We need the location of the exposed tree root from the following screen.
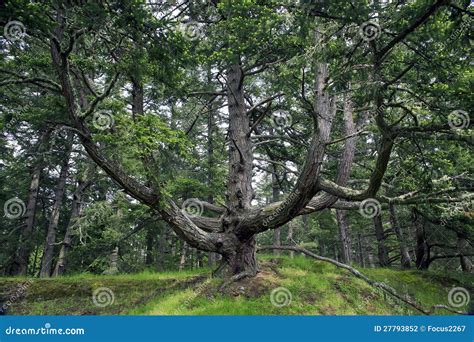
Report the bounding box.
[258,245,467,315]
[219,270,257,292]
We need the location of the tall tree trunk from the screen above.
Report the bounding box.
[104,246,119,275]
[40,135,73,278]
[367,252,375,268]
[271,167,281,256]
[219,62,258,276]
[335,209,352,264]
[333,243,339,261]
[145,227,154,266]
[413,209,429,270]
[357,233,366,267]
[226,63,253,212]
[196,250,203,268]
[373,214,389,267]
[156,226,168,272]
[457,234,473,273]
[179,242,188,271]
[287,220,295,258]
[11,165,42,275]
[11,130,51,276]
[389,204,411,269]
[52,168,91,276]
[206,93,218,267]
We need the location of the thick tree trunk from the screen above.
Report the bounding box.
[226,237,258,276]
[389,204,411,269]
[226,63,253,213]
[212,62,258,277]
[373,214,389,267]
[40,135,73,278]
[336,209,352,264]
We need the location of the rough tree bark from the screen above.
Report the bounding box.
[206,93,218,267]
[40,134,73,277]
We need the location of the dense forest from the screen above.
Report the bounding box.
[0,0,472,315]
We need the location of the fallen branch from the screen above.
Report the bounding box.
[258,245,467,315]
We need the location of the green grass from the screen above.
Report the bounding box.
[1,256,472,315]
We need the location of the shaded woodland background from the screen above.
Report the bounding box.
[0,0,472,285]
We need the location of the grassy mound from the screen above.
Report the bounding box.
[1,255,472,315]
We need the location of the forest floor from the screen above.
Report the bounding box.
[0,255,472,315]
